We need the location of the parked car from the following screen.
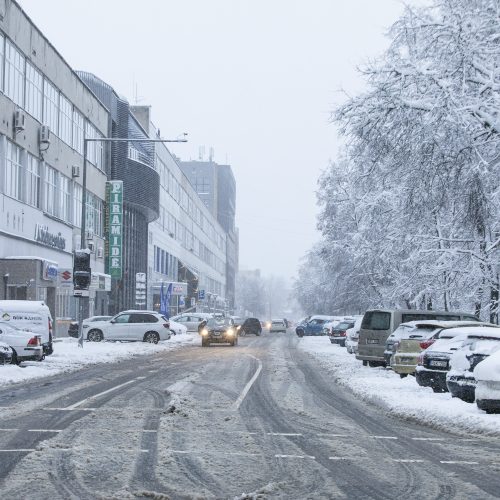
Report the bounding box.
[170,313,213,332]
[389,321,485,377]
[346,317,363,354]
[295,315,336,336]
[0,300,54,355]
[357,309,479,367]
[416,324,498,392]
[168,319,188,336]
[475,348,500,414]
[270,319,287,333]
[85,311,171,343]
[0,321,43,364]
[0,341,13,365]
[328,318,357,346]
[446,329,500,403]
[69,316,113,338]
[200,317,237,346]
[240,317,262,336]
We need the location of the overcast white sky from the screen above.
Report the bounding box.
[20,0,408,282]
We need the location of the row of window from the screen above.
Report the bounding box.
[153,246,179,280]
[0,32,105,169]
[155,154,225,252]
[1,136,103,236]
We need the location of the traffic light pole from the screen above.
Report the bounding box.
[75,135,187,348]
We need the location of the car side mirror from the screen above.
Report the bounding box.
[110,320,116,324]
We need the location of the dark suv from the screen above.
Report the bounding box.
[240,318,262,336]
[201,317,238,346]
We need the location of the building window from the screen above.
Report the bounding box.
[26,153,40,208]
[58,174,71,222]
[59,94,73,145]
[73,109,84,154]
[0,34,4,92]
[4,40,25,107]
[73,183,82,227]
[44,164,58,216]
[4,140,22,200]
[85,192,103,236]
[25,62,43,122]
[43,79,59,135]
[85,122,104,170]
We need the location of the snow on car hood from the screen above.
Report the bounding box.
[474,347,500,382]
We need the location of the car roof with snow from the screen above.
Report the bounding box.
[441,325,500,340]
[474,348,500,382]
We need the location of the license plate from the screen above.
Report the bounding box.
[400,357,413,363]
[367,339,379,344]
[429,360,447,368]
[213,332,220,336]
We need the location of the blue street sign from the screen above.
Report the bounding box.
[198,289,205,300]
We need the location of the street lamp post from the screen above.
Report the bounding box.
[77,135,187,348]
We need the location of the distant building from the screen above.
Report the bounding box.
[179,159,239,311]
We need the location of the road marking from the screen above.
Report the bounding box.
[233,354,263,410]
[267,432,302,436]
[0,449,36,452]
[64,379,138,410]
[392,459,425,463]
[275,454,315,459]
[136,376,147,380]
[140,449,150,453]
[317,433,349,438]
[0,428,18,431]
[143,429,157,433]
[329,456,350,460]
[440,460,479,465]
[43,408,97,411]
[27,429,62,433]
[411,437,445,441]
[370,435,398,440]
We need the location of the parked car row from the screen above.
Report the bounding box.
[317,307,500,414]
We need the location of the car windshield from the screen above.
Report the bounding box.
[207,318,232,328]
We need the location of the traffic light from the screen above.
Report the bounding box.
[73,250,91,290]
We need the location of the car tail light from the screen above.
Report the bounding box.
[28,336,40,346]
[420,339,435,350]
[340,330,347,337]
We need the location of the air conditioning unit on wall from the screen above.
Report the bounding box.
[14,110,26,131]
[72,166,80,178]
[39,125,51,145]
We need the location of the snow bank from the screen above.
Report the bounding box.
[298,336,500,436]
[0,334,195,387]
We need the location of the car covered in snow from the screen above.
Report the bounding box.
[270,319,287,333]
[296,315,336,336]
[345,317,363,354]
[0,321,43,364]
[85,311,171,343]
[0,341,13,365]
[69,316,113,338]
[200,317,238,346]
[328,318,358,347]
[475,348,500,414]
[168,319,188,336]
[416,324,499,392]
[446,329,500,403]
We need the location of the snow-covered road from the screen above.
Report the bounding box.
[0,331,499,499]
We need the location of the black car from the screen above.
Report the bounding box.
[201,318,238,347]
[240,318,262,336]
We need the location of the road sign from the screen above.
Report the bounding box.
[198,289,205,300]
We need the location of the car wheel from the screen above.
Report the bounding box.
[297,329,304,337]
[362,360,368,366]
[144,331,160,344]
[399,373,408,379]
[88,329,103,342]
[10,349,20,366]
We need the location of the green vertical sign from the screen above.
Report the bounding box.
[105,180,123,278]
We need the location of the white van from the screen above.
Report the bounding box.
[0,300,53,355]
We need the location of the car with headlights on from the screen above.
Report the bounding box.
[0,321,43,364]
[446,329,500,403]
[85,311,171,343]
[475,348,500,414]
[200,317,238,346]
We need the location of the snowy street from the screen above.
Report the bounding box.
[1,330,500,499]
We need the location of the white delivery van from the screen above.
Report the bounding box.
[0,300,53,355]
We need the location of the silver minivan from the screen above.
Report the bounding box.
[356,309,479,367]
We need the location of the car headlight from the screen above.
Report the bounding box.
[201,329,209,336]
[236,325,241,330]
[226,328,234,335]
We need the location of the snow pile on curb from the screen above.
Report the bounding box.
[298,337,500,436]
[0,334,195,387]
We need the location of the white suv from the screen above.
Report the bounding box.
[85,311,171,343]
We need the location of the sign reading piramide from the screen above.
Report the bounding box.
[105,181,123,278]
